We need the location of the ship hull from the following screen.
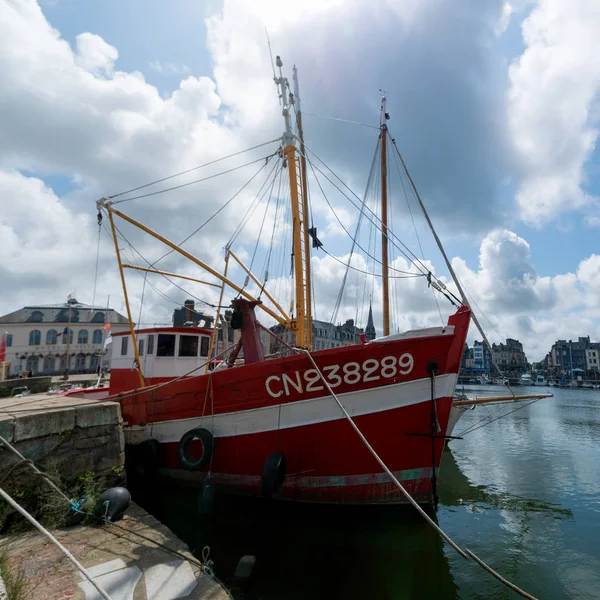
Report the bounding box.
[114,307,471,505]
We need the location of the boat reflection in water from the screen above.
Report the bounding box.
[133,445,574,599]
[134,479,459,600]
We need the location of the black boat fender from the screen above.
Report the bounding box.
[197,475,215,515]
[178,427,214,471]
[261,451,287,498]
[94,487,131,522]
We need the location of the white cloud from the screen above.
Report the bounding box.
[148,60,191,76]
[75,33,118,76]
[1,0,600,366]
[495,2,513,36]
[508,0,600,225]
[451,230,600,360]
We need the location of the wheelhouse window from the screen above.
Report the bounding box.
[200,336,210,357]
[138,338,145,356]
[179,335,199,357]
[157,334,176,357]
[120,336,128,356]
[147,334,155,355]
[29,330,41,345]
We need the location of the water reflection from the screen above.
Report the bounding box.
[133,386,600,599]
[141,484,459,600]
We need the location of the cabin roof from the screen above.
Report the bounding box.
[111,326,214,337]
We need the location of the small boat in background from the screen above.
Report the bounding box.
[520,373,533,386]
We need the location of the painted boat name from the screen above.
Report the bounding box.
[265,354,415,398]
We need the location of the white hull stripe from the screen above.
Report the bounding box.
[138,373,458,443]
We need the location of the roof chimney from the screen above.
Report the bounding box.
[184,300,195,324]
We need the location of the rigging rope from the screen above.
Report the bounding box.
[239,160,280,297]
[227,159,283,247]
[297,349,538,600]
[302,145,448,287]
[456,398,540,437]
[0,435,233,597]
[108,139,280,200]
[303,112,379,130]
[328,138,380,327]
[91,212,102,312]
[301,149,419,277]
[101,221,219,311]
[149,151,280,270]
[111,155,275,204]
[390,144,445,325]
[0,486,113,600]
[321,248,425,279]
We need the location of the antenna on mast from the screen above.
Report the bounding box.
[265,28,280,105]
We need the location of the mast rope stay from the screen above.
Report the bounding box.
[389,136,513,389]
[297,349,539,600]
[389,143,446,324]
[150,151,280,270]
[90,210,102,312]
[101,220,220,311]
[111,154,277,205]
[301,144,452,292]
[107,139,280,200]
[300,147,423,277]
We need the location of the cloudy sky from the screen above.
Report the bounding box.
[1,0,600,362]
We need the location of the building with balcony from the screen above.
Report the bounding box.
[0,298,129,377]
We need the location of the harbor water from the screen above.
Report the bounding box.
[135,385,600,599]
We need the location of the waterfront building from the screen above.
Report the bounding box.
[550,337,600,376]
[586,348,599,374]
[270,315,370,354]
[473,340,493,372]
[491,338,528,374]
[0,298,129,377]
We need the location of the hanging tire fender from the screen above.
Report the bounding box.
[261,451,287,498]
[178,427,214,471]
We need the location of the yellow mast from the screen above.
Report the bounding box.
[106,209,146,388]
[275,56,309,348]
[98,203,289,327]
[293,65,312,349]
[380,94,390,336]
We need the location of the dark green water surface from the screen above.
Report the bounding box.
[135,386,600,599]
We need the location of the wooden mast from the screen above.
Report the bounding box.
[293,65,312,349]
[380,94,390,336]
[275,55,308,348]
[106,209,146,388]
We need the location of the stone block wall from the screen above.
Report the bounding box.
[0,401,125,496]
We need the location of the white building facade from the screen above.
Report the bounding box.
[586,349,599,373]
[0,299,129,377]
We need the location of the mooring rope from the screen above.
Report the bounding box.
[0,486,113,600]
[0,435,233,598]
[297,348,538,600]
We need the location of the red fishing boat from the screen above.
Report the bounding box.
[86,56,473,505]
